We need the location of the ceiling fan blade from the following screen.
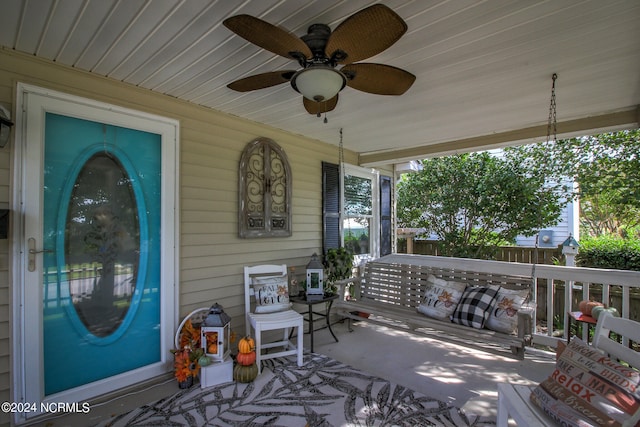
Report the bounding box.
[303,94,338,115]
[224,15,312,60]
[227,70,296,92]
[325,4,407,65]
[342,63,415,95]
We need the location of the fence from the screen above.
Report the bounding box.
[403,239,562,264]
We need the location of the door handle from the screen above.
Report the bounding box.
[28,237,53,272]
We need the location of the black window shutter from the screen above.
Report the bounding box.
[322,162,341,253]
[380,174,392,256]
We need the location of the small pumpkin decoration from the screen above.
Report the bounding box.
[606,307,620,317]
[593,306,620,320]
[198,355,212,367]
[236,350,256,366]
[233,362,258,383]
[578,300,604,316]
[207,343,218,354]
[591,305,606,320]
[578,300,589,314]
[238,336,255,354]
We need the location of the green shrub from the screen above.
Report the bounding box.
[576,236,640,271]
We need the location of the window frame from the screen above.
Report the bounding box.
[322,161,392,264]
[341,164,380,264]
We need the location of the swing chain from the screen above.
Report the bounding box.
[546,73,558,144]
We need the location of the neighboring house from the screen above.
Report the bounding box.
[515,196,580,248]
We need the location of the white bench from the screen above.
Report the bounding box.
[497,311,640,426]
[334,254,534,359]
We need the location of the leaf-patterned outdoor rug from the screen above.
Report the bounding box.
[98,353,495,426]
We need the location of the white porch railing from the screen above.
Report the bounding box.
[372,254,640,347]
[530,263,640,346]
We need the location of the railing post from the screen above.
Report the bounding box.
[547,278,554,338]
[564,278,572,341]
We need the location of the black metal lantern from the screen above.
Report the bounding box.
[201,303,231,363]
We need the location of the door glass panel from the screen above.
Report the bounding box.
[65,153,139,337]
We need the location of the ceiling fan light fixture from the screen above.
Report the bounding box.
[291,66,346,102]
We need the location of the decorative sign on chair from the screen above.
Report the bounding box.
[238,137,292,238]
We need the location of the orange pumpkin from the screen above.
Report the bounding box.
[578,300,589,314]
[207,343,218,354]
[236,350,256,366]
[238,336,255,354]
[579,300,603,316]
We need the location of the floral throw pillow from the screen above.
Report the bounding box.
[417,275,466,321]
[252,275,290,313]
[485,287,529,334]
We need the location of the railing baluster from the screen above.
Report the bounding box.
[622,285,631,348]
[622,286,630,319]
[547,277,554,337]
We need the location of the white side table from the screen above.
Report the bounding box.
[497,383,552,426]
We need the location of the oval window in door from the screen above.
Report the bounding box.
[64,152,140,338]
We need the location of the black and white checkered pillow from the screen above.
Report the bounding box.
[450,285,501,329]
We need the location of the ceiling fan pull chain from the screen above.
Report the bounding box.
[321,99,328,123]
[546,73,558,144]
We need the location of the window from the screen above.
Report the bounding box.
[239,138,292,238]
[323,162,392,264]
[343,165,378,264]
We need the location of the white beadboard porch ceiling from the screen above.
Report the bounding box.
[1,0,639,165]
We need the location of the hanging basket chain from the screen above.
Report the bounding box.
[533,73,558,294]
[339,128,351,238]
[546,73,558,144]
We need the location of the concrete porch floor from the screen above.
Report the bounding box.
[38,320,556,426]
[315,320,555,420]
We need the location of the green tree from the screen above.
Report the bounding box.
[397,152,567,259]
[507,130,640,237]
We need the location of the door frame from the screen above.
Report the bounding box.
[11,83,179,423]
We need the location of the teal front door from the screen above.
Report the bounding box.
[16,85,178,420]
[42,113,162,395]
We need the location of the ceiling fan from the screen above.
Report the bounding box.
[223,4,416,116]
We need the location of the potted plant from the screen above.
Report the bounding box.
[173,347,201,388]
[171,319,207,388]
[323,247,354,295]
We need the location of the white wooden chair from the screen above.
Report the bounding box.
[243,264,303,374]
[498,311,640,427]
[593,311,640,370]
